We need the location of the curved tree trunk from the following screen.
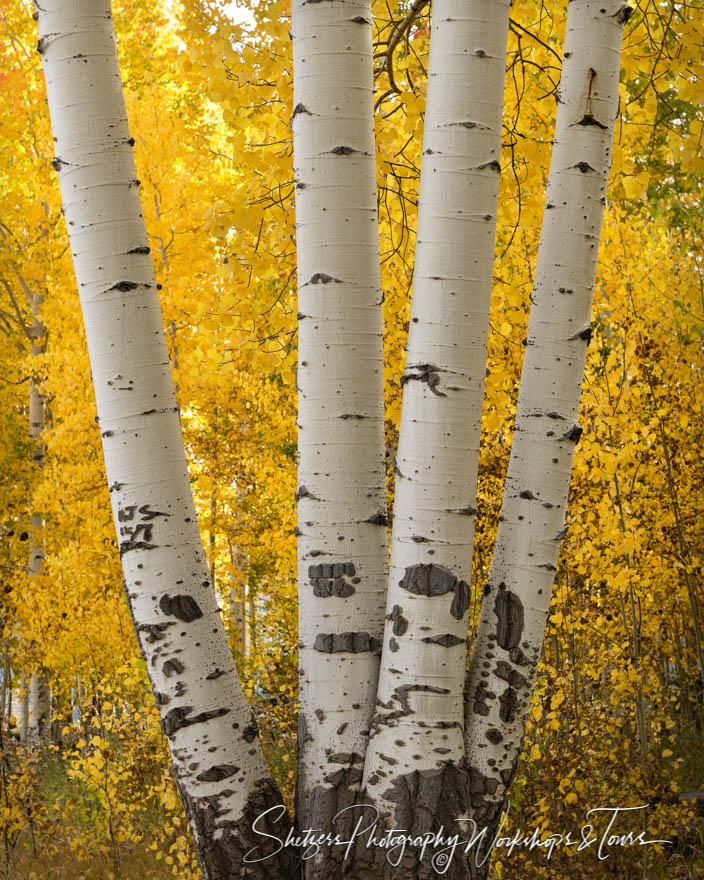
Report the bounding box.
[291,0,388,858]
[36,2,295,876]
[463,0,631,863]
[360,2,509,872]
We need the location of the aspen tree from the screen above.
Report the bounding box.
[1,268,51,746]
[27,282,50,746]
[291,0,388,842]
[463,0,631,855]
[35,2,295,876]
[362,0,510,838]
[19,672,28,745]
[0,650,8,724]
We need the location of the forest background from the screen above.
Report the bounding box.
[0,0,702,878]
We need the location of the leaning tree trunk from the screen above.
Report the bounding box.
[463,0,631,865]
[291,0,388,859]
[359,3,509,875]
[35,2,295,877]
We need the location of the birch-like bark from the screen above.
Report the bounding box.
[0,649,7,724]
[27,288,51,747]
[361,0,510,843]
[463,0,631,851]
[5,665,12,729]
[28,671,50,745]
[36,3,295,876]
[292,0,388,845]
[226,538,245,655]
[19,672,28,744]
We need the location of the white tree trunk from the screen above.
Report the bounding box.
[19,671,28,745]
[227,538,246,656]
[5,663,12,728]
[292,0,388,842]
[36,2,295,876]
[362,0,510,839]
[27,289,51,748]
[463,0,631,848]
[0,648,8,724]
[28,671,50,745]
[228,582,246,656]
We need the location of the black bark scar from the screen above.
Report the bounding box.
[313,632,381,653]
[295,485,319,502]
[401,363,447,397]
[160,594,203,623]
[161,706,230,737]
[309,561,357,597]
[499,686,518,723]
[387,605,408,637]
[196,764,239,782]
[162,658,185,677]
[421,633,465,647]
[494,588,524,650]
[399,563,470,620]
[576,114,607,129]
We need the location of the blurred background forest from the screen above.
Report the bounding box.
[0,0,703,877]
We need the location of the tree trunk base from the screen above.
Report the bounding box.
[298,763,501,880]
[178,775,300,880]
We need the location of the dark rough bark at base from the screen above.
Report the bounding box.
[177,774,300,879]
[298,767,363,880]
[461,807,504,880]
[298,763,502,880]
[349,764,493,880]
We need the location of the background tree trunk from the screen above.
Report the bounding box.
[28,672,50,746]
[18,671,28,745]
[27,287,50,748]
[291,0,388,855]
[227,537,246,656]
[0,648,8,724]
[36,2,295,876]
[463,0,631,864]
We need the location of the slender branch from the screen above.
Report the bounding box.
[14,272,37,309]
[375,0,429,93]
[508,16,563,63]
[0,279,32,341]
